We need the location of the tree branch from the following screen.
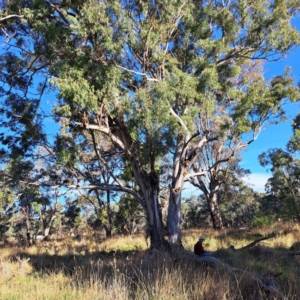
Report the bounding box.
[74,121,132,156]
[0,15,24,22]
[47,2,70,25]
[113,61,159,82]
[184,171,208,179]
[169,107,190,136]
[23,180,146,212]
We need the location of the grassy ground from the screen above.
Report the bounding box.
[1,223,300,299]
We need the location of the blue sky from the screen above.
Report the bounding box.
[242,17,300,192]
[242,101,299,192]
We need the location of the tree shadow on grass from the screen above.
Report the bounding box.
[2,239,300,299]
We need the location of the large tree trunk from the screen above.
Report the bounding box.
[167,187,182,246]
[130,154,168,250]
[144,185,168,251]
[44,226,51,239]
[207,191,223,230]
[87,115,168,250]
[166,135,199,247]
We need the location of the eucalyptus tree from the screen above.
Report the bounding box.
[183,55,299,230]
[189,151,244,229]
[217,168,258,228]
[259,148,300,222]
[1,0,300,249]
[258,113,300,222]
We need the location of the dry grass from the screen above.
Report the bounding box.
[1,223,300,299]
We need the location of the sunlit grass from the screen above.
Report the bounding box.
[1,223,300,299]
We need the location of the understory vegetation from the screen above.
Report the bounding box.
[1,223,300,300]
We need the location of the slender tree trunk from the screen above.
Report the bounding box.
[43,214,56,240]
[207,191,223,230]
[44,226,50,239]
[105,190,112,238]
[25,216,32,246]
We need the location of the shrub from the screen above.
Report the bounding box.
[252,215,275,227]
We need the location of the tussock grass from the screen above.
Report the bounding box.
[1,223,300,299]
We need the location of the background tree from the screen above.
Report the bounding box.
[181,195,211,229]
[114,194,146,235]
[259,113,300,222]
[0,183,16,239]
[259,148,300,222]
[64,198,82,236]
[185,59,299,230]
[218,169,259,228]
[38,188,63,240]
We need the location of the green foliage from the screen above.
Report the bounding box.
[114,195,145,234]
[99,209,108,226]
[252,214,275,227]
[259,114,300,222]
[55,135,79,167]
[64,200,82,228]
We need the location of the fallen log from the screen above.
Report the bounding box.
[230,233,276,251]
[229,233,300,256]
[172,250,284,299]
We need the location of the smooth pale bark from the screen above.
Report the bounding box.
[42,213,57,240]
[167,138,186,246]
[40,202,59,240]
[168,188,182,245]
[167,134,211,246]
[43,223,51,239]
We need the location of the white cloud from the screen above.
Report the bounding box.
[243,173,271,192]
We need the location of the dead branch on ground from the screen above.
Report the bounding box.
[230,233,300,256]
[176,250,284,299]
[229,233,276,251]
